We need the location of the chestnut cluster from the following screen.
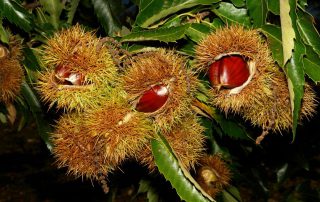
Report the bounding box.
[37,25,229,197]
[195,25,317,142]
[37,24,318,198]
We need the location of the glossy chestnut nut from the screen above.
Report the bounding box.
[55,64,71,80]
[54,64,85,85]
[136,84,169,113]
[208,55,249,89]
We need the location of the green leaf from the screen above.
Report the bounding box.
[22,47,41,71]
[298,0,307,8]
[284,0,305,140]
[186,23,213,43]
[296,10,320,56]
[210,18,224,29]
[66,0,80,24]
[151,134,215,202]
[162,15,182,28]
[280,0,295,65]
[136,0,221,28]
[39,0,64,30]
[0,0,33,32]
[261,24,284,65]
[212,2,251,27]
[121,25,189,42]
[246,0,267,27]
[276,163,288,183]
[267,0,280,15]
[0,112,7,124]
[286,40,305,141]
[221,186,242,202]
[137,179,160,202]
[20,82,53,150]
[214,112,249,140]
[0,18,9,44]
[127,44,159,54]
[303,46,320,83]
[230,0,245,7]
[178,40,196,56]
[91,0,122,36]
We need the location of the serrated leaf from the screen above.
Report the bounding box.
[136,0,221,28]
[212,2,251,27]
[267,0,279,15]
[121,25,189,42]
[162,15,182,28]
[151,134,215,202]
[285,0,305,140]
[66,0,80,24]
[261,24,284,65]
[186,23,213,43]
[178,40,196,56]
[39,0,64,30]
[0,18,9,44]
[20,82,53,150]
[297,10,320,56]
[22,47,41,71]
[91,0,122,36]
[221,186,242,202]
[230,0,245,7]
[127,44,159,54]
[286,40,305,141]
[303,46,320,83]
[280,0,295,66]
[193,100,249,140]
[246,0,267,27]
[0,0,33,32]
[137,179,159,202]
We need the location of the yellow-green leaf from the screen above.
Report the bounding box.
[280,0,295,66]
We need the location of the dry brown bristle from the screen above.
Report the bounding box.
[195,154,231,198]
[84,100,154,166]
[52,113,114,180]
[0,37,23,103]
[242,66,318,133]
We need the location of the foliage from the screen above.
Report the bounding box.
[0,0,320,201]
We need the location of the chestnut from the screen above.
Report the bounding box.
[54,64,85,85]
[55,64,71,80]
[136,84,169,113]
[208,55,249,89]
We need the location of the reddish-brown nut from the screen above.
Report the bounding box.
[208,55,249,89]
[136,84,169,113]
[54,64,85,85]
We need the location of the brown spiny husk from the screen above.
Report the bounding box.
[51,94,153,180]
[137,114,206,172]
[122,48,199,128]
[0,37,23,103]
[37,24,118,111]
[52,113,114,180]
[195,25,275,114]
[242,65,318,132]
[195,154,231,198]
[84,98,154,166]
